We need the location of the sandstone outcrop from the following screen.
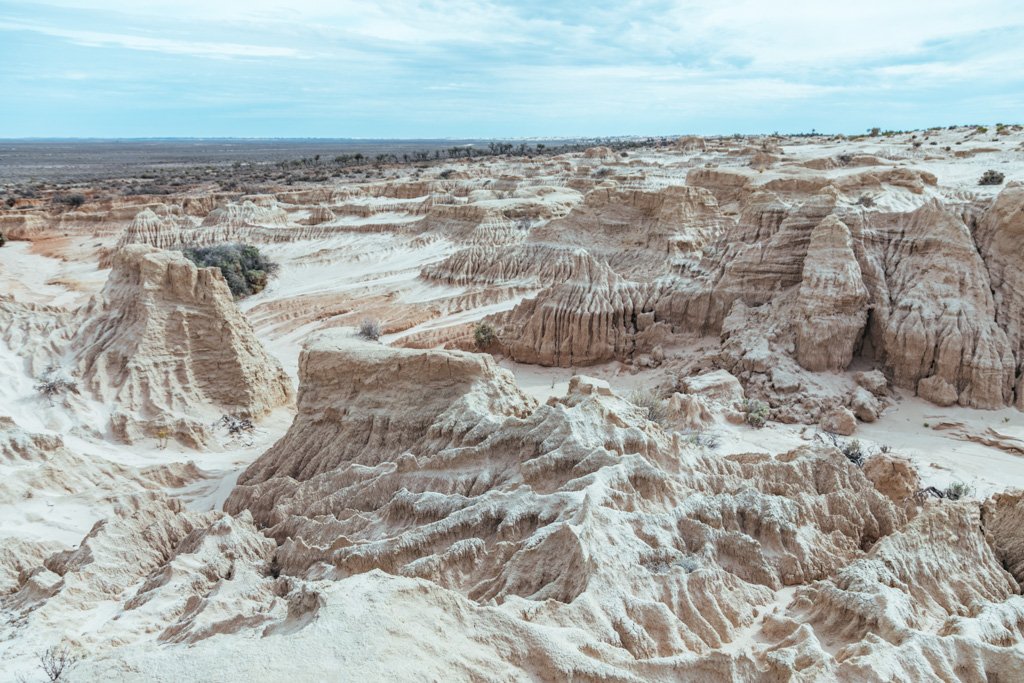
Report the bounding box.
[820,406,857,435]
[201,200,289,229]
[115,206,241,250]
[582,146,616,160]
[232,334,533,487]
[116,207,200,250]
[214,337,1024,679]
[529,185,727,276]
[975,185,1024,408]
[674,135,706,152]
[493,273,662,366]
[304,205,337,225]
[863,454,919,504]
[75,246,291,439]
[874,203,1014,408]
[793,216,868,372]
[654,187,1020,412]
[71,246,292,442]
[0,214,48,240]
[682,369,745,404]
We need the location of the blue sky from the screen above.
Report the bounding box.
[1,0,1023,138]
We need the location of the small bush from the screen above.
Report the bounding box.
[473,321,496,349]
[39,643,79,682]
[816,432,863,466]
[979,170,1005,186]
[35,366,78,402]
[180,243,278,298]
[438,169,456,179]
[628,388,667,425]
[842,439,865,467]
[856,195,875,207]
[742,399,769,428]
[359,317,382,341]
[217,414,254,435]
[944,481,973,501]
[0,231,5,248]
[52,193,86,210]
[685,431,720,450]
[4,197,15,208]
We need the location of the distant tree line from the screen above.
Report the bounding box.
[272,137,666,172]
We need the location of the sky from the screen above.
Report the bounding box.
[1,0,1023,138]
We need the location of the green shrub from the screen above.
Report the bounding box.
[944,481,973,501]
[180,243,278,298]
[742,399,770,428]
[473,321,496,349]
[979,170,1005,186]
[841,439,865,467]
[628,388,667,425]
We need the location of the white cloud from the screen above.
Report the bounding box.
[616,0,1024,69]
[11,0,1024,75]
[1,19,308,58]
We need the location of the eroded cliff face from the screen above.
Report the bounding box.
[9,338,1023,680]
[872,203,1014,408]
[232,335,534,487]
[468,174,1021,412]
[74,147,1021,414]
[494,272,663,367]
[793,215,869,372]
[179,336,1024,680]
[78,246,291,413]
[643,186,1022,413]
[975,185,1024,409]
[0,245,292,445]
[476,185,725,367]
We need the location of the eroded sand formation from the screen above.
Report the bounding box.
[1,127,1024,681]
